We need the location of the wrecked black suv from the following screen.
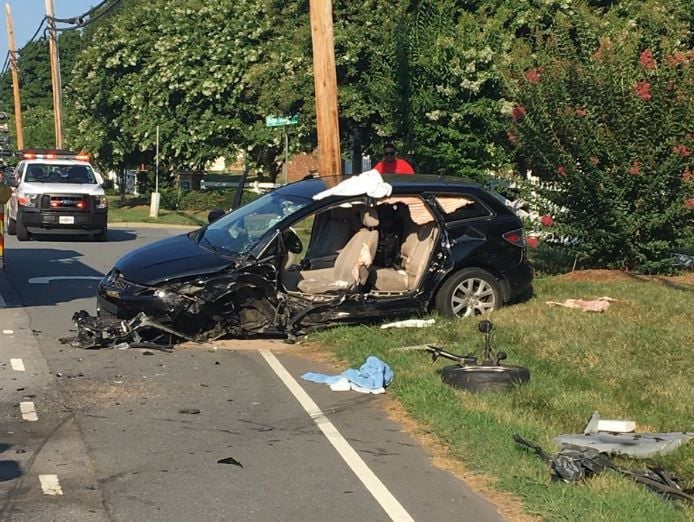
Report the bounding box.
[96,172,532,342]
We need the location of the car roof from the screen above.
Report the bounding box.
[276,173,484,200]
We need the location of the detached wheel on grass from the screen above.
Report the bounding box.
[435,268,501,318]
[7,217,16,235]
[439,364,530,392]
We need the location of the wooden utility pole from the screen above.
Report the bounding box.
[45,0,64,149]
[309,0,341,182]
[4,3,23,150]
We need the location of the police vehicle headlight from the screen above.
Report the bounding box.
[18,192,39,207]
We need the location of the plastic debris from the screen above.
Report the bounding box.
[380,319,436,329]
[546,296,617,312]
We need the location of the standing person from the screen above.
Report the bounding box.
[373,143,414,175]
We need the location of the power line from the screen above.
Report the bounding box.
[47,0,123,30]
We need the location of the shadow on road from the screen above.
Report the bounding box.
[0,444,22,483]
[0,247,105,308]
[27,229,138,243]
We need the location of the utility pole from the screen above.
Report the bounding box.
[4,3,23,150]
[309,0,341,183]
[45,0,64,149]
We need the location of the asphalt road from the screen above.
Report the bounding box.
[0,226,502,522]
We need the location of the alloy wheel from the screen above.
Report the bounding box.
[450,277,497,317]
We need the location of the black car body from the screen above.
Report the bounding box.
[97,174,533,340]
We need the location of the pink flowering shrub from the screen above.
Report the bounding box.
[504,16,693,273]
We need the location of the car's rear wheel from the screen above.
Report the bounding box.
[16,213,31,241]
[435,268,501,318]
[7,217,16,235]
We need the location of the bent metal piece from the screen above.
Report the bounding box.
[59,310,194,350]
[514,433,694,505]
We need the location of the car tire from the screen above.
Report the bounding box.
[439,364,530,392]
[16,213,30,242]
[94,226,108,242]
[435,268,502,318]
[7,217,16,235]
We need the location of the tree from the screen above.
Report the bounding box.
[502,0,693,272]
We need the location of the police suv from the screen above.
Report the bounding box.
[6,150,112,241]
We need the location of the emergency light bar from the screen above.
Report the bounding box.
[20,149,91,162]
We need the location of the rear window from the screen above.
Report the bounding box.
[434,194,491,222]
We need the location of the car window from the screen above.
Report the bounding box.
[24,163,97,184]
[434,194,491,221]
[201,192,311,255]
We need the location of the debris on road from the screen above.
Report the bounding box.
[302,355,393,394]
[546,296,617,312]
[178,408,201,415]
[59,310,194,351]
[217,457,243,467]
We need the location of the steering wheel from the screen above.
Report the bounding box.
[283,227,303,254]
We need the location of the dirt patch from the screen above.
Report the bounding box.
[291,343,537,522]
[558,269,694,285]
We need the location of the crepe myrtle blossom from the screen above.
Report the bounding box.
[629,162,641,175]
[639,49,656,70]
[634,81,652,101]
[540,215,554,227]
[666,52,686,67]
[526,236,540,249]
[511,105,526,121]
[686,198,694,209]
[672,144,691,157]
[525,68,541,83]
[557,165,567,177]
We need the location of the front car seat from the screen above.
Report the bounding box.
[296,208,379,294]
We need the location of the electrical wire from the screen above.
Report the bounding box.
[47,0,123,30]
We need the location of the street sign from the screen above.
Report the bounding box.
[265,115,299,127]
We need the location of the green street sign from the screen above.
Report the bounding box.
[265,115,299,127]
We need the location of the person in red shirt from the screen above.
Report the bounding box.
[373,143,414,175]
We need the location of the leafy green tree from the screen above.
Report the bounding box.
[503,1,693,272]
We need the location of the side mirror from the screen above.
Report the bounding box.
[102,179,114,190]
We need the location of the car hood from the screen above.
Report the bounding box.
[114,233,237,285]
[21,182,105,195]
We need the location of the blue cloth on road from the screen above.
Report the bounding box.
[302,356,394,390]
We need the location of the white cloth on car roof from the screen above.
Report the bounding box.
[313,169,392,201]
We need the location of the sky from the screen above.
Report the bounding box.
[1,1,98,62]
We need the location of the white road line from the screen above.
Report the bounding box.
[39,474,63,496]
[20,401,38,422]
[28,276,103,284]
[2,329,13,334]
[10,358,25,371]
[260,350,414,522]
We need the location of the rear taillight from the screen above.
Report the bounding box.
[502,229,524,247]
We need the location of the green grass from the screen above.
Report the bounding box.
[312,275,694,521]
[107,196,208,226]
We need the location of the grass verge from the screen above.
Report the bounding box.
[108,196,207,226]
[311,272,694,521]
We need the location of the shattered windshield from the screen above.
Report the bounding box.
[199,192,311,255]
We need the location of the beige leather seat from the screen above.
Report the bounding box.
[296,208,379,294]
[373,221,438,292]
